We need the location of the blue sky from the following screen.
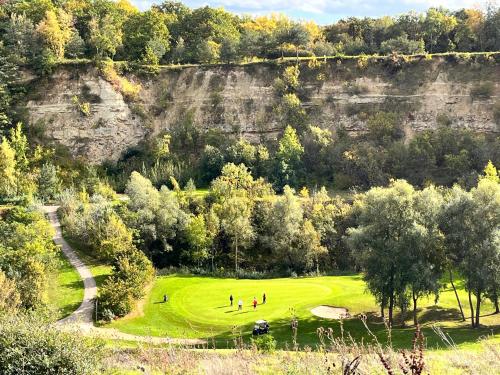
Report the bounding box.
[130,0,484,24]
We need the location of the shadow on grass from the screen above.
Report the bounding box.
[417,306,463,323]
[155,271,361,281]
[64,280,86,290]
[200,312,500,351]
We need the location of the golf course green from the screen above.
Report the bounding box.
[108,274,500,349]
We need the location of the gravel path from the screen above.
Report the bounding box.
[45,206,96,328]
[45,206,205,345]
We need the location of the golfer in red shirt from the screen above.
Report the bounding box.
[253,297,257,310]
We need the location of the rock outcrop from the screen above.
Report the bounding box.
[24,57,499,164]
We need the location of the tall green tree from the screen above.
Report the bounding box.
[275,126,304,189]
[215,195,254,273]
[440,179,500,328]
[348,180,420,326]
[37,163,60,202]
[89,15,123,58]
[123,10,170,62]
[408,185,446,325]
[268,186,304,271]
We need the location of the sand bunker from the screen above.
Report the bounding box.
[311,305,350,319]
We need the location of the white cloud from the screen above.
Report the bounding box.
[131,0,490,21]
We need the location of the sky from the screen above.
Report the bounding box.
[130,0,488,24]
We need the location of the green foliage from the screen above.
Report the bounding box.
[276,126,304,188]
[34,48,58,76]
[348,180,447,326]
[381,35,425,55]
[123,10,170,62]
[59,186,155,320]
[72,95,91,116]
[0,1,499,69]
[64,32,86,59]
[439,180,500,327]
[37,162,60,202]
[89,14,123,58]
[36,9,72,59]
[0,138,16,199]
[0,207,57,309]
[251,334,277,353]
[123,171,188,267]
[219,36,240,63]
[176,6,239,62]
[367,112,402,142]
[0,270,20,312]
[0,314,102,375]
[470,82,494,100]
[214,194,254,272]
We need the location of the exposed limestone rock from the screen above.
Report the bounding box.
[24,59,499,164]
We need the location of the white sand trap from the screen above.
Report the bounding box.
[311,305,350,319]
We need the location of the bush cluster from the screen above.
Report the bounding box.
[0,314,102,375]
[59,189,154,320]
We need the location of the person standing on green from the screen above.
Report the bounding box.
[230,294,233,306]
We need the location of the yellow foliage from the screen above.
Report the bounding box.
[357,55,369,69]
[36,9,72,58]
[299,187,309,198]
[117,0,139,15]
[302,21,323,43]
[241,13,291,34]
[100,60,141,101]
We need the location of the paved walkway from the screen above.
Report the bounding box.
[45,206,205,345]
[45,206,96,329]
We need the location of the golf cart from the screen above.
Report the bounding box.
[252,320,270,335]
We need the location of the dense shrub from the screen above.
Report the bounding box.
[470,82,494,99]
[59,189,155,320]
[0,207,57,309]
[251,334,277,353]
[0,314,103,375]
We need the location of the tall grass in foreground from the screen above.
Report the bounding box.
[103,318,500,374]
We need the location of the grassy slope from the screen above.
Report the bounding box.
[108,274,499,349]
[64,237,113,288]
[47,250,84,320]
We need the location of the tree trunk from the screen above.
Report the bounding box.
[388,292,394,328]
[493,290,499,314]
[211,249,214,272]
[475,289,481,328]
[235,238,238,274]
[450,269,465,321]
[468,288,475,328]
[380,293,386,318]
[296,47,299,63]
[412,290,418,326]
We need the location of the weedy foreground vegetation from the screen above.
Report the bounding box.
[0,0,500,374]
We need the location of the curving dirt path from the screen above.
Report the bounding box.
[45,206,205,346]
[45,206,96,329]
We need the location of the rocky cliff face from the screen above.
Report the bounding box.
[24,57,499,164]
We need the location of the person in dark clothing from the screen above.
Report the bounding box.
[163,294,168,303]
[262,293,266,304]
[230,294,233,306]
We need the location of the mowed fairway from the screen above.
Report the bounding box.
[109,275,500,349]
[48,250,84,321]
